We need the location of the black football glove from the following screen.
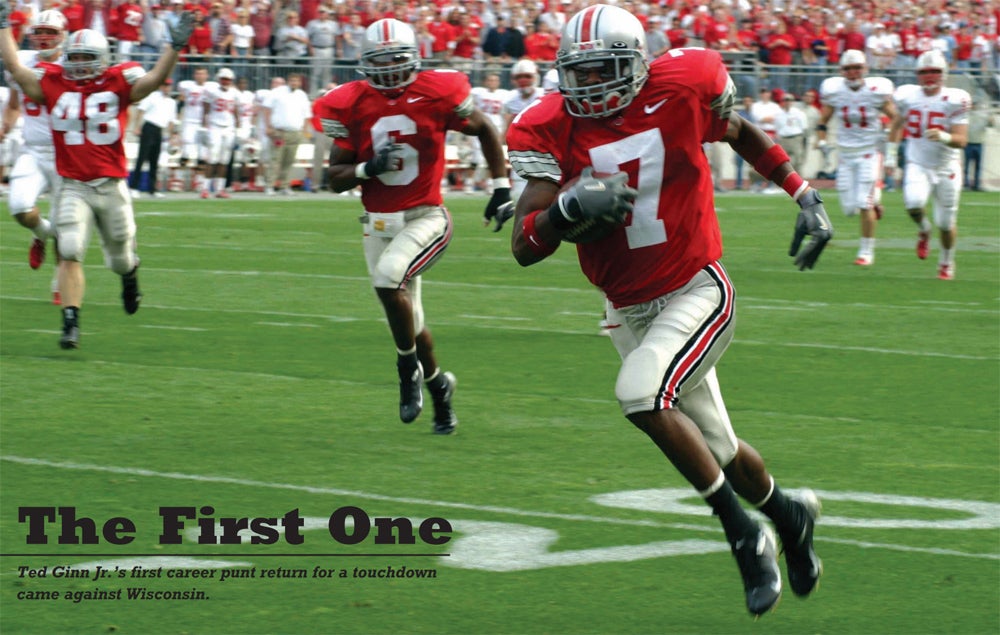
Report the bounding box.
[789,188,833,270]
[483,187,513,232]
[550,167,637,228]
[362,142,404,178]
[169,11,195,50]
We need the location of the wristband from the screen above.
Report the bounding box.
[936,131,952,145]
[781,173,809,200]
[546,195,576,230]
[354,163,370,180]
[491,177,511,189]
[885,142,898,164]
[816,123,827,132]
[752,144,791,181]
[522,210,558,257]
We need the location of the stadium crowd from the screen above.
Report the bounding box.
[4,0,999,82]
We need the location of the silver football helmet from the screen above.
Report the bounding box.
[359,19,420,93]
[556,4,649,118]
[915,49,948,92]
[63,29,110,81]
[30,9,68,61]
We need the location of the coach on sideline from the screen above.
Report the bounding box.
[263,73,312,195]
[129,79,177,199]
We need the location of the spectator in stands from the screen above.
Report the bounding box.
[139,3,170,64]
[931,23,957,64]
[306,6,338,94]
[840,20,867,56]
[523,19,558,62]
[450,10,481,76]
[187,9,213,57]
[338,12,364,82]
[537,1,568,33]
[115,0,144,61]
[276,10,308,62]
[82,0,113,38]
[481,15,523,63]
[208,2,232,56]
[230,8,254,57]
[428,8,456,62]
[263,72,312,195]
[62,0,85,34]
[867,23,898,71]
[644,16,670,60]
[249,0,275,56]
[764,19,797,92]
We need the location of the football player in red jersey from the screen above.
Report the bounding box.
[506,4,831,618]
[316,18,511,436]
[0,8,194,350]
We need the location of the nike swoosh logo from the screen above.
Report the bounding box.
[644,98,668,114]
[407,97,424,103]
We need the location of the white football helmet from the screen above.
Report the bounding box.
[63,29,110,81]
[359,19,420,93]
[511,58,539,95]
[216,67,235,83]
[556,4,649,118]
[30,9,68,61]
[839,49,867,89]
[915,50,948,92]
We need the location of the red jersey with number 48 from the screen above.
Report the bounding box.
[314,70,473,213]
[39,62,146,181]
[506,48,733,307]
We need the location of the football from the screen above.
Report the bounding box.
[557,174,625,244]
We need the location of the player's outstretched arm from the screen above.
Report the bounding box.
[131,11,193,102]
[724,114,833,270]
[0,8,44,104]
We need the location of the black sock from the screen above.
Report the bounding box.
[705,480,757,545]
[425,371,448,400]
[396,351,419,373]
[758,483,798,537]
[63,306,79,326]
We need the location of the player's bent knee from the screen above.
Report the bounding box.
[616,346,666,414]
[57,234,85,262]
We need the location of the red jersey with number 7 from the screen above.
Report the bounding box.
[38,62,146,181]
[506,48,733,307]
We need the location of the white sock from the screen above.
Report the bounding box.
[33,218,52,240]
[215,177,226,192]
[940,248,954,265]
[920,218,932,233]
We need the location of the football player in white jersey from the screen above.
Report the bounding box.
[233,76,257,191]
[816,49,897,266]
[502,59,545,201]
[201,68,239,198]
[469,73,510,193]
[178,67,218,191]
[889,50,970,280]
[3,9,66,287]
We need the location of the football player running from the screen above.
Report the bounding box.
[3,9,66,291]
[315,19,512,435]
[0,8,194,349]
[888,50,971,281]
[506,4,828,617]
[816,49,898,266]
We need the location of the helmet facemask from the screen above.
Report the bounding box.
[558,51,648,118]
[30,27,65,61]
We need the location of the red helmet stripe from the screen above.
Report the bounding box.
[575,5,602,43]
[381,19,391,43]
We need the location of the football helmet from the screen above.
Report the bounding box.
[556,4,649,118]
[216,67,235,84]
[359,19,420,93]
[915,50,948,92]
[511,58,539,95]
[63,29,110,81]
[839,49,867,89]
[30,9,67,61]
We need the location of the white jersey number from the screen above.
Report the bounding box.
[370,114,418,186]
[588,129,667,250]
[50,91,120,146]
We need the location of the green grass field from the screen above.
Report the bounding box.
[1,188,998,635]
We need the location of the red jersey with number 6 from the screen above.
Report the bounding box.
[313,69,473,213]
[506,48,734,307]
[38,62,146,181]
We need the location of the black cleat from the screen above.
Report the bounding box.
[780,489,823,597]
[398,359,424,423]
[733,524,782,617]
[59,324,80,349]
[431,371,458,435]
[122,267,142,315]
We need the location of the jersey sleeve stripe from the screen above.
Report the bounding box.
[122,66,147,85]
[455,95,475,119]
[508,150,561,183]
[320,118,348,138]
